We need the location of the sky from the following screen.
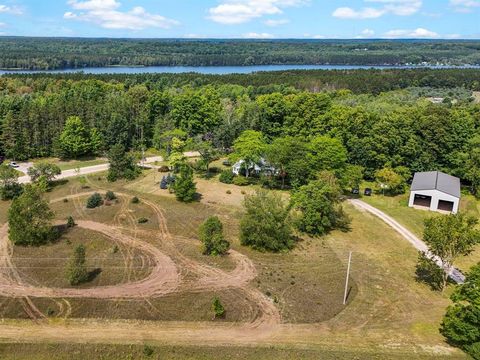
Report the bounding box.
[0,0,479,39]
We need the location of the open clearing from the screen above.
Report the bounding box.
[0,170,475,358]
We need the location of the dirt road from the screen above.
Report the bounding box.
[348,199,465,283]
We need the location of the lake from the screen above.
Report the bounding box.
[1,64,479,75]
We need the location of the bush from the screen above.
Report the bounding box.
[199,216,230,256]
[415,252,444,291]
[138,217,149,224]
[233,176,250,186]
[219,170,234,184]
[131,196,140,204]
[0,183,23,200]
[67,216,75,228]
[158,165,170,173]
[86,193,103,209]
[143,345,154,357]
[212,297,225,319]
[105,191,116,201]
[226,190,231,194]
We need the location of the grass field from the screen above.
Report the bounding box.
[12,227,153,289]
[32,157,107,171]
[0,342,463,360]
[0,170,471,358]
[361,191,480,272]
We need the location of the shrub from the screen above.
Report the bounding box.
[86,193,103,209]
[199,216,230,256]
[63,198,69,203]
[219,170,234,184]
[105,191,116,201]
[226,190,231,194]
[158,165,170,173]
[143,345,154,357]
[212,297,225,319]
[233,176,250,186]
[138,217,149,224]
[131,196,140,204]
[0,183,23,200]
[66,216,75,228]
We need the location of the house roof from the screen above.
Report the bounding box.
[411,171,461,198]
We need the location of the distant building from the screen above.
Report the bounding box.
[232,158,276,177]
[408,171,460,214]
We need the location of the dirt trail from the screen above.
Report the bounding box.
[0,190,280,327]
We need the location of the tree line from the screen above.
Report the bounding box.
[1,75,480,190]
[0,38,479,70]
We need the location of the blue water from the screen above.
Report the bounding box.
[1,64,479,75]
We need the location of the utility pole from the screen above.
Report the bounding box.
[343,251,352,305]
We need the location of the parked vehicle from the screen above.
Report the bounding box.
[9,162,19,168]
[351,188,360,195]
[364,188,373,196]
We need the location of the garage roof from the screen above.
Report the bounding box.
[411,171,461,198]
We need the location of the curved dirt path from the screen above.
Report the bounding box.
[0,189,280,326]
[0,221,179,298]
[349,199,465,283]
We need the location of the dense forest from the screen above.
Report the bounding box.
[7,68,480,94]
[0,38,479,70]
[1,69,480,189]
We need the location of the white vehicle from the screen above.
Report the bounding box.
[9,162,19,168]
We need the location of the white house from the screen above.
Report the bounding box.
[408,171,460,214]
[232,158,276,177]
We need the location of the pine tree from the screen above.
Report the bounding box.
[66,244,89,286]
[172,164,196,202]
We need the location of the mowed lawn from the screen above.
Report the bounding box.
[361,192,480,272]
[32,157,107,171]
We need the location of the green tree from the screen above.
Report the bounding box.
[423,213,480,291]
[8,184,54,246]
[107,143,140,182]
[308,136,348,173]
[172,163,197,202]
[27,162,61,185]
[230,130,266,177]
[441,263,480,359]
[66,244,89,286]
[212,296,225,319]
[291,177,350,237]
[58,116,92,159]
[465,135,480,197]
[340,164,364,191]
[0,164,22,200]
[194,138,218,175]
[199,216,230,256]
[265,136,302,189]
[374,167,407,195]
[240,189,293,252]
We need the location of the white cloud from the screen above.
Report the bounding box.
[383,27,439,38]
[208,0,308,25]
[64,0,179,30]
[264,18,290,26]
[0,4,23,15]
[333,0,422,19]
[450,0,480,12]
[357,28,376,37]
[242,32,275,38]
